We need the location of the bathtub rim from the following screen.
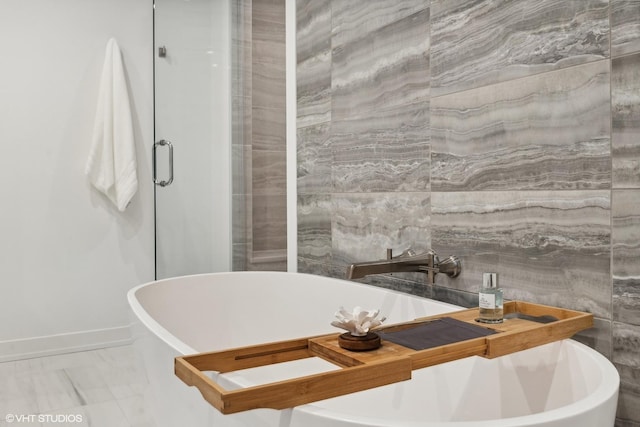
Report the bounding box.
[291,339,619,427]
[127,271,461,356]
[127,271,620,427]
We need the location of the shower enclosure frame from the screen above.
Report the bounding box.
[152,0,295,279]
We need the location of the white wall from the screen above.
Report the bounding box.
[0,0,154,360]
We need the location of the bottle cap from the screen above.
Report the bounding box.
[483,272,498,288]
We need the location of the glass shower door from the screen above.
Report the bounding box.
[153,0,232,279]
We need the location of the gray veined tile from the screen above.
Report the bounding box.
[613,322,640,426]
[614,361,640,426]
[232,144,251,196]
[297,49,332,129]
[332,193,430,268]
[572,317,612,359]
[613,190,640,326]
[611,0,640,57]
[331,8,430,119]
[329,7,431,194]
[297,194,332,263]
[612,53,640,189]
[331,0,428,47]
[431,60,610,191]
[252,106,285,152]
[431,191,611,318]
[296,0,331,129]
[252,0,285,44]
[431,0,609,96]
[614,321,640,372]
[297,122,332,195]
[297,257,332,278]
[331,121,430,193]
[252,40,285,110]
[252,194,287,252]
[252,149,286,194]
[297,0,331,64]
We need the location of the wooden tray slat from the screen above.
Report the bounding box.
[175,354,412,414]
[175,301,593,414]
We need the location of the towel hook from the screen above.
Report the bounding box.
[153,139,174,187]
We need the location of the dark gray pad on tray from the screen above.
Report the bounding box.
[378,317,498,351]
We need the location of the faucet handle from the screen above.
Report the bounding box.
[386,248,416,260]
[437,255,462,278]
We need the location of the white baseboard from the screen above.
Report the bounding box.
[0,325,132,362]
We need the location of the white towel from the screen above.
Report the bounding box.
[86,38,138,212]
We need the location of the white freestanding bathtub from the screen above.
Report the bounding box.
[127,272,619,427]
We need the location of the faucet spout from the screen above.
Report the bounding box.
[346,248,461,284]
[347,251,431,279]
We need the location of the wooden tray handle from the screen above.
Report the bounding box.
[175,352,412,414]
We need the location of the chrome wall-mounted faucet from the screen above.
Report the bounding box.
[346,248,461,284]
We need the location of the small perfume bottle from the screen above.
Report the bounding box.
[478,272,503,323]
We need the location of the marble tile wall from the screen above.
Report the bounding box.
[612,0,640,57]
[612,1,640,421]
[252,0,287,259]
[231,0,252,271]
[430,0,610,96]
[232,0,287,271]
[296,1,640,425]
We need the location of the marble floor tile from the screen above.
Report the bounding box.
[0,345,154,427]
[0,418,42,427]
[116,395,155,427]
[25,351,104,374]
[44,401,129,427]
[100,363,148,401]
[65,366,116,405]
[0,373,39,423]
[31,370,86,414]
[0,361,17,378]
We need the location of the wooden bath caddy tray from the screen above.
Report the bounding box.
[175,301,592,414]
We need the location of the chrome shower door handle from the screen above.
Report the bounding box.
[153,139,174,187]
